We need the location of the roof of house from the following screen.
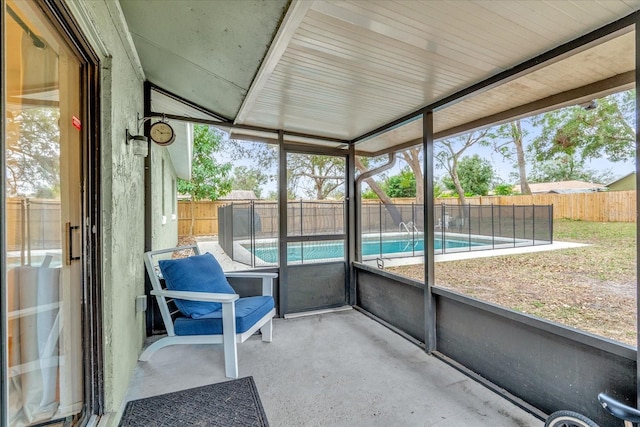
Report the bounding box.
[607,172,636,186]
[513,180,607,194]
[219,190,258,201]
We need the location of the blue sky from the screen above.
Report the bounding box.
[218,116,636,198]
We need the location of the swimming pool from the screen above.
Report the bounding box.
[245,236,487,263]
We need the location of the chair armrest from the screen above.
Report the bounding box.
[224,272,277,297]
[224,272,278,279]
[151,289,239,303]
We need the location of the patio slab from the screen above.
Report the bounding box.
[124,309,543,426]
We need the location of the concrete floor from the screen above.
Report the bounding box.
[125,309,544,427]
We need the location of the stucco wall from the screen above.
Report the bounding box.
[151,147,179,250]
[66,0,149,421]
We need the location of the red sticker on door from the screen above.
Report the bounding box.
[72,116,81,130]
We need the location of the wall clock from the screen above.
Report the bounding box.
[149,121,175,146]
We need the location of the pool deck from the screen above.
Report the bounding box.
[368,240,587,268]
[197,236,586,271]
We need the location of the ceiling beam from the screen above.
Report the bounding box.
[357,71,634,158]
[434,71,635,141]
[234,0,313,124]
[149,83,231,122]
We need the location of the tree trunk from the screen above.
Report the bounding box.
[513,121,532,195]
[451,167,467,206]
[400,147,423,204]
[354,157,404,224]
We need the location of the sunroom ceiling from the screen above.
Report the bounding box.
[120,0,640,154]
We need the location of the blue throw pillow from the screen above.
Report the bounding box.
[158,253,235,318]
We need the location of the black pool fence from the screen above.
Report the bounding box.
[218,201,553,266]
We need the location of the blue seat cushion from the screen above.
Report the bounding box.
[158,253,235,319]
[173,296,274,335]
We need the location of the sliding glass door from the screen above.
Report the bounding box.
[4,1,84,424]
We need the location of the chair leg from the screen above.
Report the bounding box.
[222,302,238,378]
[261,319,273,343]
[224,338,238,379]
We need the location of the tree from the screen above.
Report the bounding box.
[361,187,379,199]
[222,138,278,197]
[441,154,494,197]
[383,168,416,198]
[287,154,344,199]
[527,153,614,184]
[177,125,232,235]
[6,107,60,197]
[531,91,635,165]
[398,146,423,203]
[223,138,346,200]
[435,130,490,205]
[493,120,532,195]
[232,166,268,199]
[493,183,514,196]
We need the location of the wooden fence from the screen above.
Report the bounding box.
[6,198,62,251]
[179,190,636,236]
[435,190,637,222]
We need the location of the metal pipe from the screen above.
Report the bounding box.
[355,152,396,261]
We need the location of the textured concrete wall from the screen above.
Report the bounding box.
[65,0,153,421]
[151,147,179,250]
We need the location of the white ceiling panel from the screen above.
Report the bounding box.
[237,0,640,148]
[358,30,635,155]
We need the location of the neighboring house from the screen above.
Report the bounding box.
[513,180,608,194]
[608,172,636,191]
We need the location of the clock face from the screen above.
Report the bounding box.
[150,121,175,146]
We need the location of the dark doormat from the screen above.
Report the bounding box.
[119,376,269,426]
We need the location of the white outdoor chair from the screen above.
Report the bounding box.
[141,245,277,378]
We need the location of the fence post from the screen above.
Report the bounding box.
[491,204,495,249]
[300,201,304,263]
[411,202,415,256]
[379,202,382,258]
[442,203,447,254]
[532,204,536,246]
[25,199,33,265]
[467,204,471,249]
[250,201,255,268]
[549,205,554,243]
[20,198,26,265]
[512,204,516,247]
[498,203,502,237]
[300,199,303,236]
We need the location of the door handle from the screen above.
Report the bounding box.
[66,222,80,265]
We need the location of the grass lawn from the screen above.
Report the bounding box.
[387,219,637,346]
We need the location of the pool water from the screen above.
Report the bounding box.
[248,237,484,263]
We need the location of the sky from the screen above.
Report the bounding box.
[217,132,635,198]
[216,96,637,197]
